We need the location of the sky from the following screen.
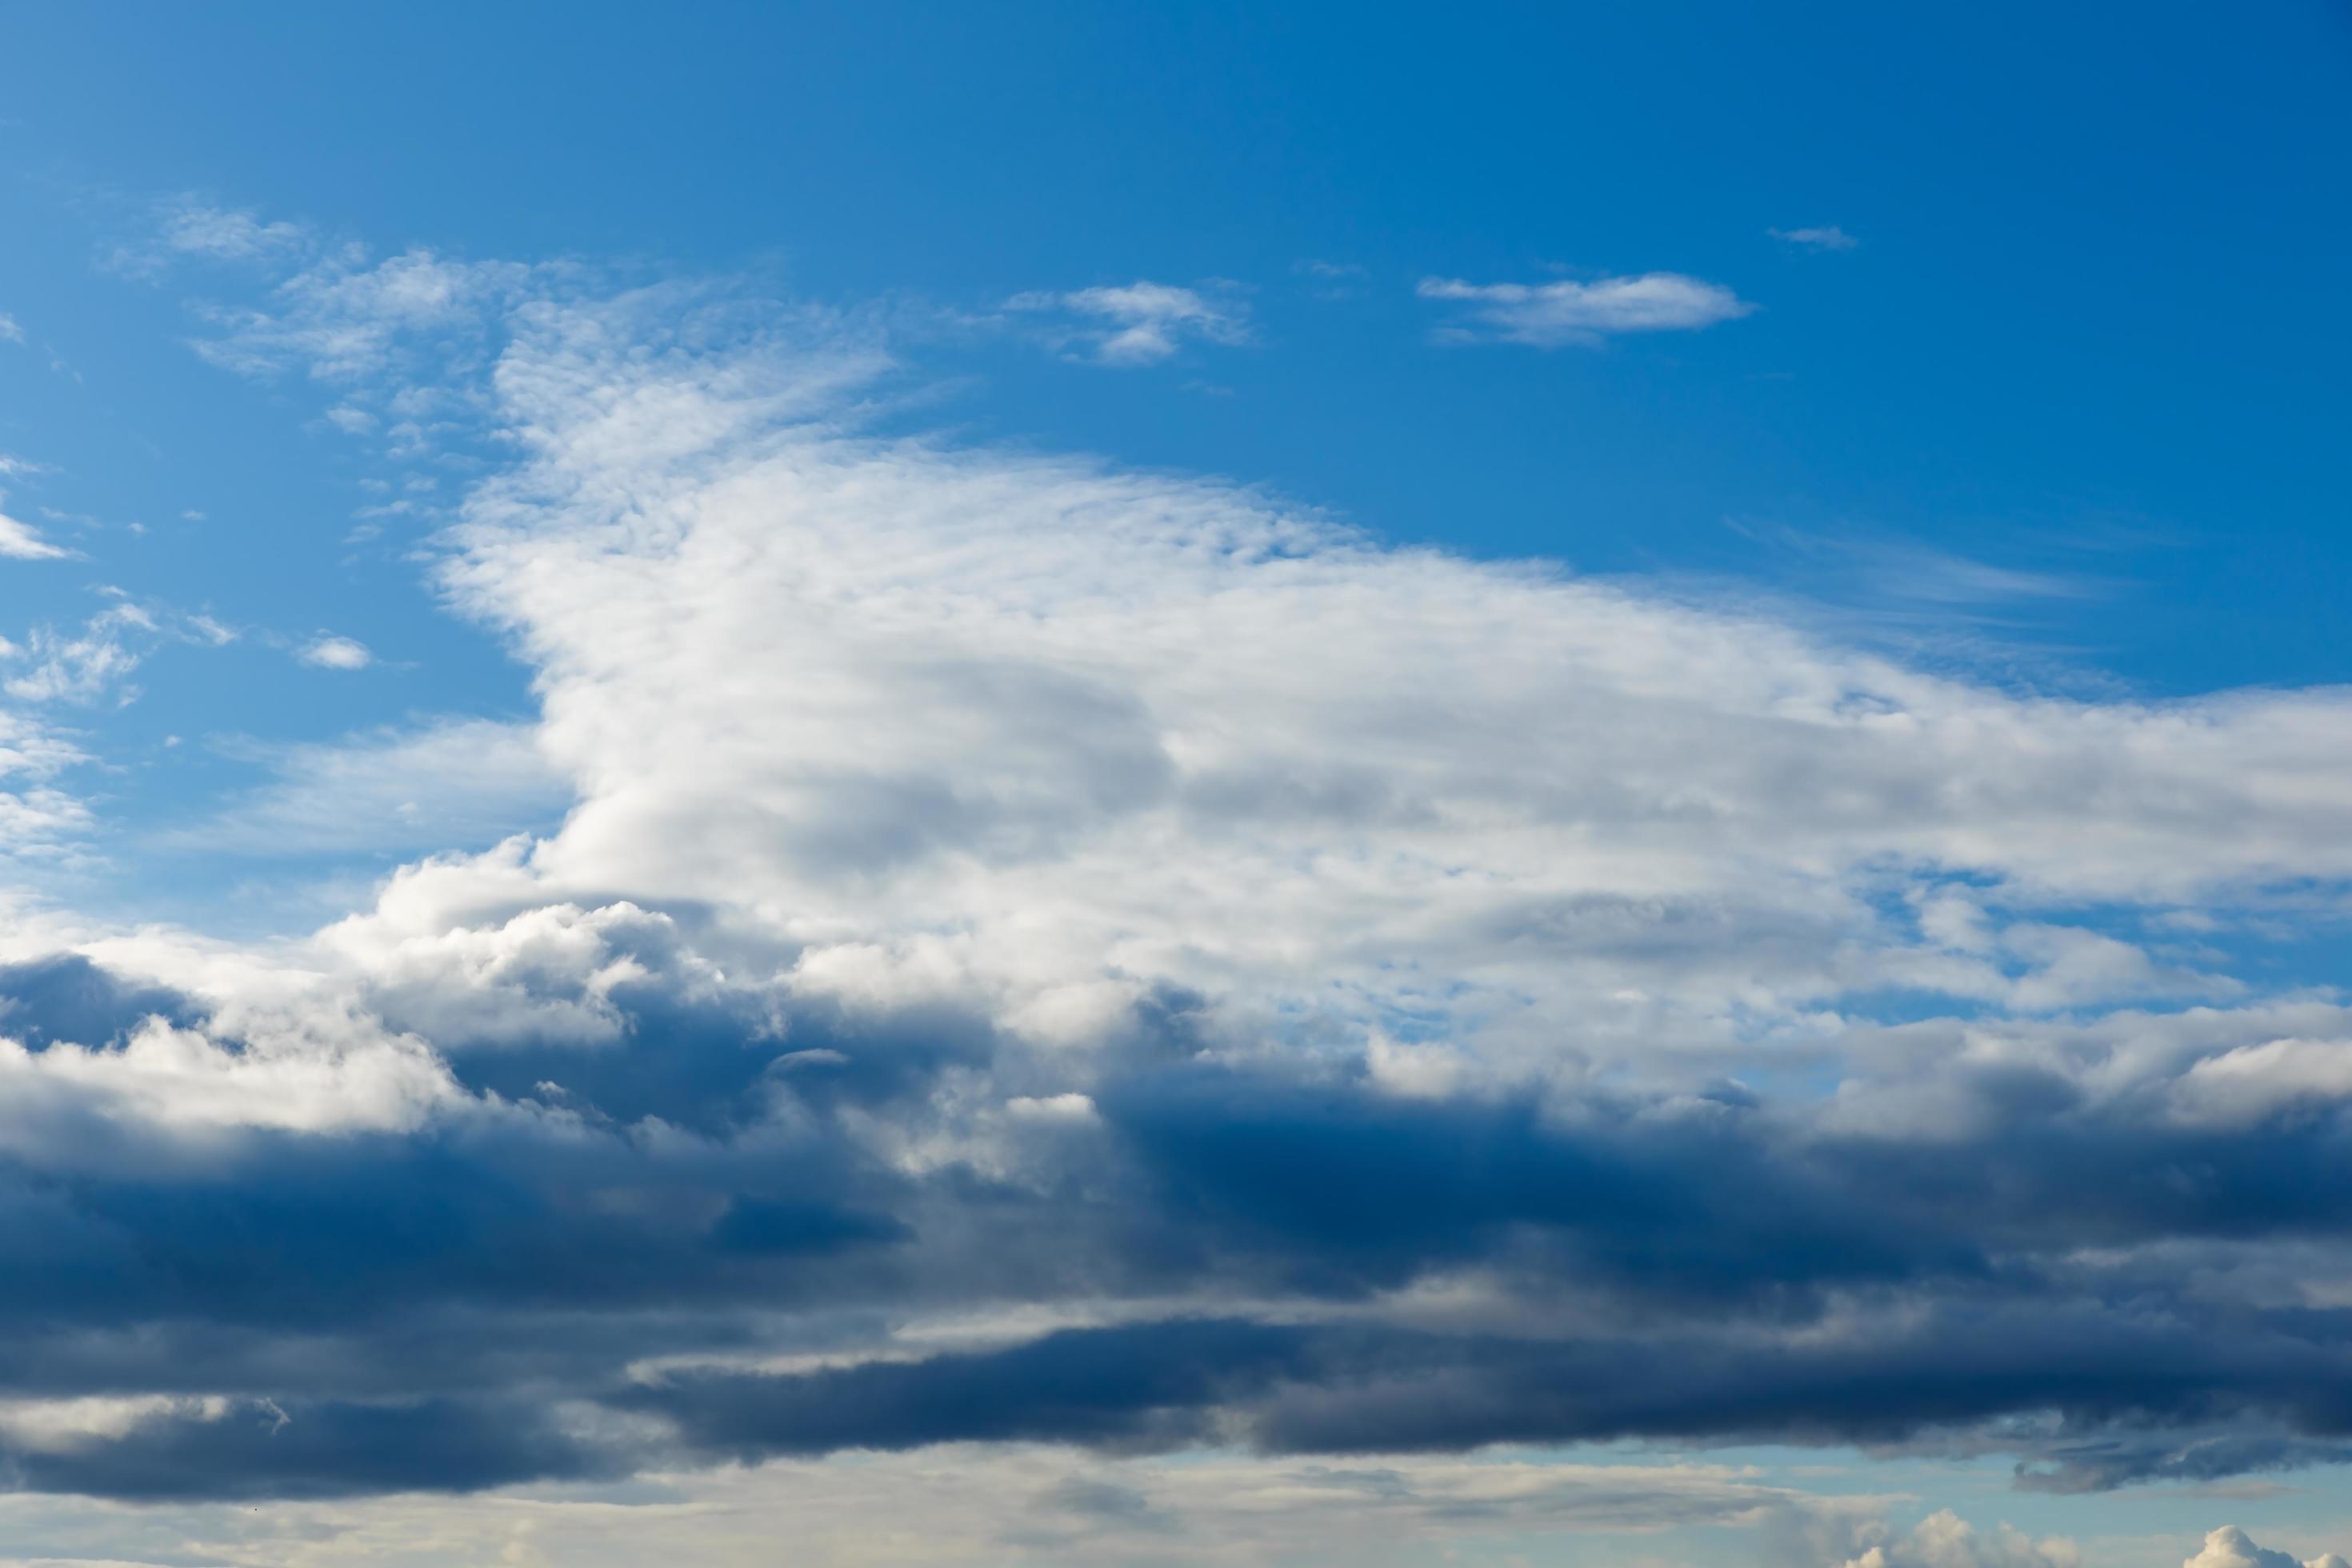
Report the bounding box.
[2,2,2351,1563]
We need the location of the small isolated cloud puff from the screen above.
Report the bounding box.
[1772,224,1860,251]
[1006,280,1250,366]
[297,634,372,670]
[2186,1526,2350,1568]
[1417,272,1754,346]
[0,313,24,344]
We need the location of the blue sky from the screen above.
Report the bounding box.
[2,5,2352,1565]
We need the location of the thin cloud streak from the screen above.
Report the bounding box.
[1418,272,1754,345]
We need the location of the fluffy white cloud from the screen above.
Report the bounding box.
[2185,1526,2350,1568]
[1418,271,1754,345]
[377,294,2352,1088]
[1834,1509,2079,1568]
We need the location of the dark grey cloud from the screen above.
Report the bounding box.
[1,957,2351,1502]
[0,954,201,1048]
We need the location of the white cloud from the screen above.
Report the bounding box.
[1773,224,1860,251]
[1832,1508,2080,1568]
[193,246,530,382]
[371,296,2352,1088]
[1006,280,1250,365]
[0,710,90,863]
[0,1016,454,1143]
[2,604,156,704]
[2184,1525,2350,1568]
[158,201,308,262]
[297,633,373,670]
[1418,272,1754,346]
[0,510,66,561]
[0,313,23,344]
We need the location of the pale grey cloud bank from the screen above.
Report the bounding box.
[1,222,2350,1563]
[1418,270,1755,345]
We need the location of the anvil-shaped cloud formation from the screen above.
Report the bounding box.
[5,245,2352,1543]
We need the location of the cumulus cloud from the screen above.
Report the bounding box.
[1824,1509,2079,1567]
[1006,280,1251,364]
[7,238,2352,1543]
[2185,1526,2350,1568]
[1418,271,1754,345]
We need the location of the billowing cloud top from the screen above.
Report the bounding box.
[1,234,2350,1562]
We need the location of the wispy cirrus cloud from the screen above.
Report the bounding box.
[0,510,68,562]
[1417,271,1754,346]
[157,718,569,857]
[1005,280,1251,365]
[190,247,530,382]
[1,597,233,706]
[1771,223,1860,251]
[158,200,309,262]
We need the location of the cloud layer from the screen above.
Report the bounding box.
[2,230,2352,1563]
